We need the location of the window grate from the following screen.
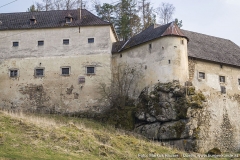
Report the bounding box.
[63,39,69,45]
[13,42,19,47]
[35,69,44,76]
[62,68,70,75]
[10,70,18,77]
[38,41,44,46]
[88,38,94,43]
[87,67,95,74]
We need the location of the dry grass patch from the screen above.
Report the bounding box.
[0,110,231,160]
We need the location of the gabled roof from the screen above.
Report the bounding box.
[182,30,240,67]
[118,22,187,52]
[0,9,110,30]
[112,41,126,54]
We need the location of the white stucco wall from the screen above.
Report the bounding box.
[112,36,189,96]
[191,59,240,152]
[0,25,116,112]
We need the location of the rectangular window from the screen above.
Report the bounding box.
[181,40,184,45]
[238,79,240,85]
[13,42,19,47]
[221,86,226,94]
[63,39,69,45]
[149,44,152,50]
[35,68,44,77]
[86,67,95,74]
[199,72,205,79]
[38,41,44,46]
[88,38,94,43]
[10,69,18,77]
[219,76,225,83]
[66,17,72,23]
[61,67,70,76]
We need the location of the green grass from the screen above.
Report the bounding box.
[0,111,231,160]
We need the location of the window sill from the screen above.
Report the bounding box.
[61,74,70,76]
[86,73,95,76]
[9,76,19,79]
[34,76,45,78]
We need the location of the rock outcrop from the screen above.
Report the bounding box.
[134,80,208,152]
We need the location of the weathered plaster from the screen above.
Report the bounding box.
[112,36,189,96]
[0,26,115,112]
[191,59,240,152]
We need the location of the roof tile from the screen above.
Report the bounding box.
[182,30,240,67]
[0,9,110,30]
[119,22,188,52]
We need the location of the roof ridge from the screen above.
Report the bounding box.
[83,9,110,24]
[181,29,231,42]
[0,9,111,30]
[0,9,84,14]
[183,29,240,67]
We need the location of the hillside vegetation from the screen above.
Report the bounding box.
[0,111,228,160]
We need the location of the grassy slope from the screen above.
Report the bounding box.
[0,111,228,160]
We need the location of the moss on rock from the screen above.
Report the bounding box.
[174,97,189,119]
[192,127,200,139]
[188,92,206,108]
[172,121,186,138]
[187,86,195,95]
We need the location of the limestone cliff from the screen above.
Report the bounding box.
[134,80,211,152]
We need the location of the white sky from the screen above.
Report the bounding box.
[1,0,240,46]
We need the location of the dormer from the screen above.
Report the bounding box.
[30,16,36,25]
[65,13,73,23]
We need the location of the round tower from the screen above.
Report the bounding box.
[143,22,189,86]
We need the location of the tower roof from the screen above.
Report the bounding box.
[117,22,188,52]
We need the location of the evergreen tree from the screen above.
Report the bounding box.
[115,0,140,41]
[27,4,38,12]
[174,18,183,28]
[95,3,116,23]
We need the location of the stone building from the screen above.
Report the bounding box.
[1,9,240,152]
[0,9,117,112]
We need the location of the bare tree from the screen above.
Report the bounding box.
[138,0,155,30]
[63,0,76,10]
[35,0,86,11]
[98,63,142,109]
[157,2,175,24]
[36,0,54,11]
[53,0,64,10]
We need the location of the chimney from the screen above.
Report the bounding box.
[77,8,81,20]
[77,0,82,20]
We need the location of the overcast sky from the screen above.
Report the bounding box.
[1,0,240,46]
